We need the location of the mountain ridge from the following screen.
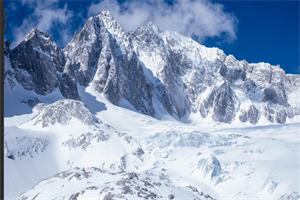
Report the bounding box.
[5,10,300,124]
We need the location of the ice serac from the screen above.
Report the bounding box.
[8,28,80,100]
[196,154,222,179]
[65,10,155,116]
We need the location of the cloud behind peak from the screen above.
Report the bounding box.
[88,0,237,42]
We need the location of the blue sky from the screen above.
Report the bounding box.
[4,0,300,74]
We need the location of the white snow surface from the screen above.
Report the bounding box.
[4,83,300,200]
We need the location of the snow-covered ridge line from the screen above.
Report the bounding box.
[5,9,300,124]
[17,167,216,200]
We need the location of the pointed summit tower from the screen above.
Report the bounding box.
[64,10,155,116]
[9,29,66,95]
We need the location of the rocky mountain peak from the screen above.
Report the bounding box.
[95,10,126,39]
[5,11,300,124]
[16,28,61,61]
[9,29,66,95]
[98,9,113,18]
[139,21,160,33]
[24,28,52,41]
[63,9,130,86]
[59,12,300,123]
[22,28,58,52]
[7,27,80,100]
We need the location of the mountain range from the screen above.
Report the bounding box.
[4,10,300,200]
[5,10,300,124]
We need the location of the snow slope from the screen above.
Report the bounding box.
[4,85,300,200]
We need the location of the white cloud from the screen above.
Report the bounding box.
[10,0,237,48]
[11,1,73,48]
[88,0,150,32]
[88,0,237,43]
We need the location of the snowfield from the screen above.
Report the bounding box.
[4,85,300,200]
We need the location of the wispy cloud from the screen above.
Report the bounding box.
[9,0,237,48]
[11,0,73,48]
[88,0,237,43]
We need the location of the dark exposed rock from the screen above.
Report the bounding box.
[160,51,192,118]
[239,111,248,123]
[263,88,288,106]
[239,105,260,124]
[94,50,155,116]
[135,148,145,156]
[21,97,40,108]
[9,29,80,100]
[205,82,237,123]
[264,105,275,123]
[244,79,257,94]
[199,103,208,118]
[276,110,287,124]
[69,193,79,200]
[4,40,10,55]
[128,172,138,180]
[248,105,260,124]
[6,154,15,160]
[219,64,246,83]
[59,61,80,100]
[10,29,65,95]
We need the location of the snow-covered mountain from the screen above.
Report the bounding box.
[7,10,300,124]
[4,10,300,200]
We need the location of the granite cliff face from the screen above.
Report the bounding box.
[131,22,299,123]
[5,10,300,124]
[64,11,155,116]
[8,28,80,100]
[9,29,65,95]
